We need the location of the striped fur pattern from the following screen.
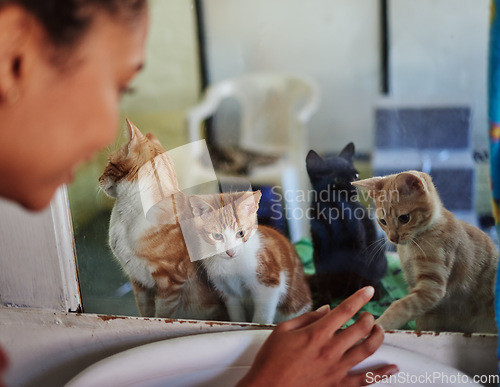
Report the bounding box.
[99,119,227,320]
[353,171,498,333]
[189,191,312,324]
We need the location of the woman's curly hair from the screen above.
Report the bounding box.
[0,0,147,48]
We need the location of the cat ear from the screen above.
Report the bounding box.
[145,132,166,153]
[189,196,214,217]
[145,132,159,142]
[351,177,383,198]
[306,150,324,172]
[395,172,426,196]
[339,142,355,161]
[145,132,160,144]
[237,191,261,216]
[125,118,145,150]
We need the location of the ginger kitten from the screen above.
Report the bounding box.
[189,191,313,324]
[99,119,226,320]
[353,171,498,333]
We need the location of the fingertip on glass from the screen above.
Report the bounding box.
[315,304,330,313]
[362,286,375,297]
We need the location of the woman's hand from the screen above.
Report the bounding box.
[237,286,398,387]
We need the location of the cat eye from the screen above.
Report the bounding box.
[212,233,224,241]
[236,231,245,238]
[399,214,410,224]
[379,218,387,226]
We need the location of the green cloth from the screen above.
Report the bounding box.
[294,238,316,276]
[294,238,416,330]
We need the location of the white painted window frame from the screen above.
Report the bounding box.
[49,186,81,311]
[0,185,81,312]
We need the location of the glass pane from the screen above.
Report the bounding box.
[68,0,498,335]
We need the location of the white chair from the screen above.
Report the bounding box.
[187,73,320,242]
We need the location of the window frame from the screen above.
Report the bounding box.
[0,186,81,312]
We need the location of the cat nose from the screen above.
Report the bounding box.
[226,249,236,257]
[389,234,399,244]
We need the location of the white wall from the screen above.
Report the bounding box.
[203,0,381,154]
[203,0,490,153]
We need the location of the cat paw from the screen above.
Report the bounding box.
[374,316,401,331]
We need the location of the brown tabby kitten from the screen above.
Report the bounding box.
[353,171,498,333]
[188,191,313,324]
[99,119,227,320]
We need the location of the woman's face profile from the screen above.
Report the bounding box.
[0,8,148,210]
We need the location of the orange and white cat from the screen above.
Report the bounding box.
[189,191,313,324]
[99,119,226,320]
[353,171,498,333]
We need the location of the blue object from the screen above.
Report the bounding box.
[489,1,500,380]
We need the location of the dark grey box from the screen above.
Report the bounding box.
[375,107,471,150]
[373,105,474,213]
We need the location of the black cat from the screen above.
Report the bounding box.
[306,143,387,306]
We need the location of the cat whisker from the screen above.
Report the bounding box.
[362,239,382,265]
[365,237,385,254]
[362,237,389,275]
[366,237,388,263]
[95,185,106,205]
[409,237,427,260]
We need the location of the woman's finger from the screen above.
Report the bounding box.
[340,324,385,370]
[311,286,375,336]
[331,312,375,352]
[276,305,330,332]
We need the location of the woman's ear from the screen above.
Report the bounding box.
[0,6,39,105]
